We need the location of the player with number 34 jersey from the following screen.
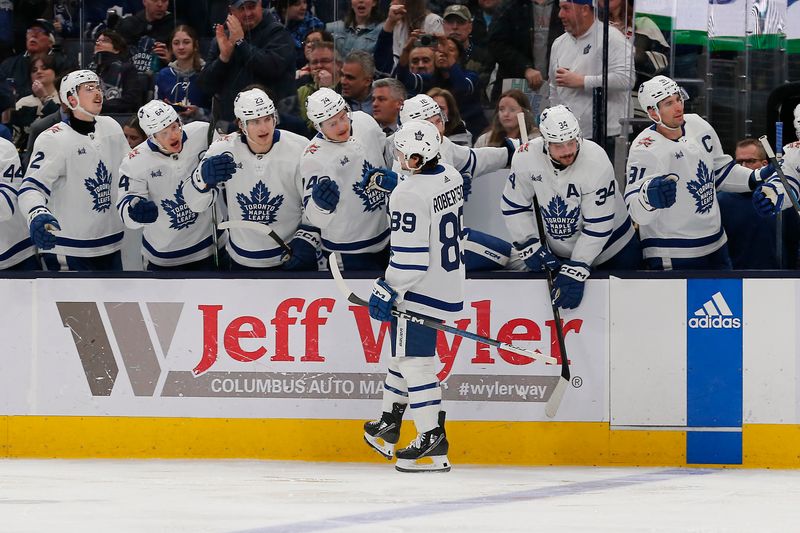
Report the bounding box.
[503,105,637,269]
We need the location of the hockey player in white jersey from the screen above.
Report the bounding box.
[116,100,216,270]
[184,88,310,270]
[18,70,129,271]
[626,76,775,270]
[365,94,522,271]
[503,105,640,310]
[299,87,389,270]
[0,136,37,270]
[750,103,800,219]
[364,119,461,473]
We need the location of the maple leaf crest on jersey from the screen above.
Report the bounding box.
[686,160,714,214]
[352,160,389,212]
[84,161,113,212]
[236,181,284,224]
[542,195,580,240]
[160,184,199,230]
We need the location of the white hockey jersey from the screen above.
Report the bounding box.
[625,114,753,260]
[0,138,35,269]
[301,111,389,254]
[117,121,213,267]
[184,129,308,268]
[503,138,634,266]
[18,116,128,257]
[387,163,465,317]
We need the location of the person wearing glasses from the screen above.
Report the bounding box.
[0,19,76,118]
[17,70,129,271]
[717,138,798,269]
[297,41,342,131]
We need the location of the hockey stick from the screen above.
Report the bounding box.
[217,219,292,257]
[329,255,556,365]
[518,112,571,418]
[207,94,221,269]
[758,135,800,217]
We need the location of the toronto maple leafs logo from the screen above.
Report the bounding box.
[686,160,715,214]
[340,156,349,166]
[353,160,389,212]
[541,195,580,240]
[236,181,284,224]
[84,161,113,212]
[161,185,198,230]
[414,130,424,141]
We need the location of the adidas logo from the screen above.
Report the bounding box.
[688,291,741,329]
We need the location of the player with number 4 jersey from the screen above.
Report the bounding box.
[117,100,215,270]
[503,105,639,309]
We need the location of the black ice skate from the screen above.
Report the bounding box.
[364,402,407,459]
[395,411,450,473]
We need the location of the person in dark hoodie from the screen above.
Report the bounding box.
[90,29,145,113]
[198,0,296,125]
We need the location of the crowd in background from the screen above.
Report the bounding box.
[0,0,796,271]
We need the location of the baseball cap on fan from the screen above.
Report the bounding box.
[559,0,593,5]
[230,0,259,7]
[443,5,472,21]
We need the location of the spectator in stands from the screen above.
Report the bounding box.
[12,55,61,150]
[0,19,76,117]
[273,0,324,69]
[474,89,537,147]
[427,87,471,146]
[718,139,788,269]
[371,77,405,135]
[116,0,182,73]
[386,0,443,67]
[341,50,374,114]
[154,25,211,123]
[297,41,341,128]
[326,0,384,58]
[549,0,633,156]
[123,114,147,148]
[441,5,493,104]
[396,32,485,138]
[296,28,333,82]
[91,30,145,113]
[488,0,563,102]
[199,0,296,126]
[470,0,502,51]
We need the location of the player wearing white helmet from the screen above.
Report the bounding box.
[116,100,217,270]
[184,87,311,270]
[0,136,36,270]
[626,75,775,270]
[367,94,523,271]
[299,87,389,270]
[503,105,639,310]
[364,119,462,473]
[18,69,129,270]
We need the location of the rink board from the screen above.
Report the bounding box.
[0,275,799,467]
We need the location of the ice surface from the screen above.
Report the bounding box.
[1,460,799,532]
